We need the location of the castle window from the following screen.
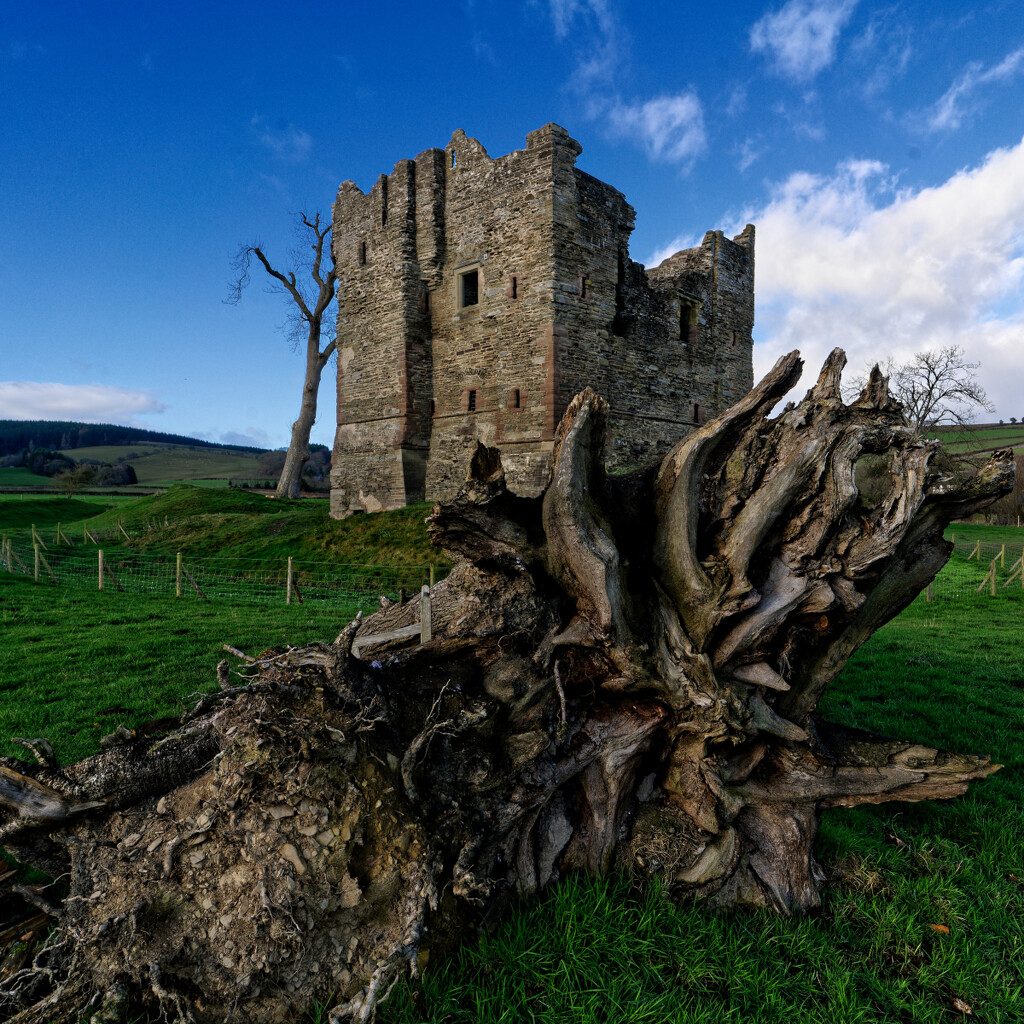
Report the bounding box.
[692,403,701,424]
[429,399,436,416]
[419,282,431,314]
[358,241,367,266]
[460,269,479,308]
[511,275,518,299]
[579,275,588,299]
[380,176,388,227]
[681,301,699,345]
[451,149,457,168]
[513,388,521,408]
[468,389,477,412]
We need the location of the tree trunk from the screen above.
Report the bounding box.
[0,350,1013,1024]
[275,329,327,501]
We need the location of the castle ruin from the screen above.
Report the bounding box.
[329,123,754,516]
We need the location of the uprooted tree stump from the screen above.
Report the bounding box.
[0,350,1014,1023]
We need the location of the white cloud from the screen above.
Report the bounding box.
[924,46,1024,133]
[471,31,498,65]
[750,0,858,82]
[736,136,765,173]
[736,137,1024,420]
[644,233,702,270]
[0,382,166,423]
[547,0,615,41]
[848,9,912,97]
[250,115,313,163]
[536,1,707,171]
[608,92,706,168]
[194,428,272,449]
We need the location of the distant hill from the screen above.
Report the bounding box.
[58,443,264,484]
[931,422,1024,457]
[0,420,264,457]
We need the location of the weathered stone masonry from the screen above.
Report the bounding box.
[330,123,754,516]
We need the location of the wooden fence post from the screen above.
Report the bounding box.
[420,585,432,644]
[176,552,183,598]
[1000,544,1005,567]
[98,550,104,591]
[991,561,997,597]
[31,525,48,552]
[37,548,57,585]
[33,543,40,583]
[286,557,293,605]
[429,565,435,590]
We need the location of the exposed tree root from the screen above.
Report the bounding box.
[0,350,1012,1022]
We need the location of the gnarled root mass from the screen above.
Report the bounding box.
[0,350,1013,1023]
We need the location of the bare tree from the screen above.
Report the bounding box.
[229,213,337,499]
[54,464,94,498]
[874,345,995,435]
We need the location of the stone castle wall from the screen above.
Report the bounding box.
[330,125,754,517]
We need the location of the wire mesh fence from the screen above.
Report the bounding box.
[0,533,438,607]
[1,526,1020,610]
[926,537,1024,602]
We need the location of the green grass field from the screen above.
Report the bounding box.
[0,467,52,488]
[0,499,1021,1022]
[933,423,1024,456]
[0,576,361,764]
[58,442,261,483]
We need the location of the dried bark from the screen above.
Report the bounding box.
[0,350,1013,1024]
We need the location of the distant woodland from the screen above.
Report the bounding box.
[0,420,263,457]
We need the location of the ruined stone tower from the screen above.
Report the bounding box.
[330,124,754,517]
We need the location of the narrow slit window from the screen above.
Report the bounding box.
[513,388,521,408]
[681,301,699,345]
[429,399,436,416]
[460,269,479,307]
[692,403,701,424]
[358,241,367,266]
[579,275,587,299]
[468,389,477,412]
[451,149,457,168]
[511,275,518,299]
[380,177,388,227]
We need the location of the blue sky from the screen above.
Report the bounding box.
[2,0,1022,449]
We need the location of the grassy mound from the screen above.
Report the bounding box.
[83,485,448,567]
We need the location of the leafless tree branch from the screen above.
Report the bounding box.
[227,212,338,498]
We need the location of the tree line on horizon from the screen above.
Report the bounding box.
[0,420,265,458]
